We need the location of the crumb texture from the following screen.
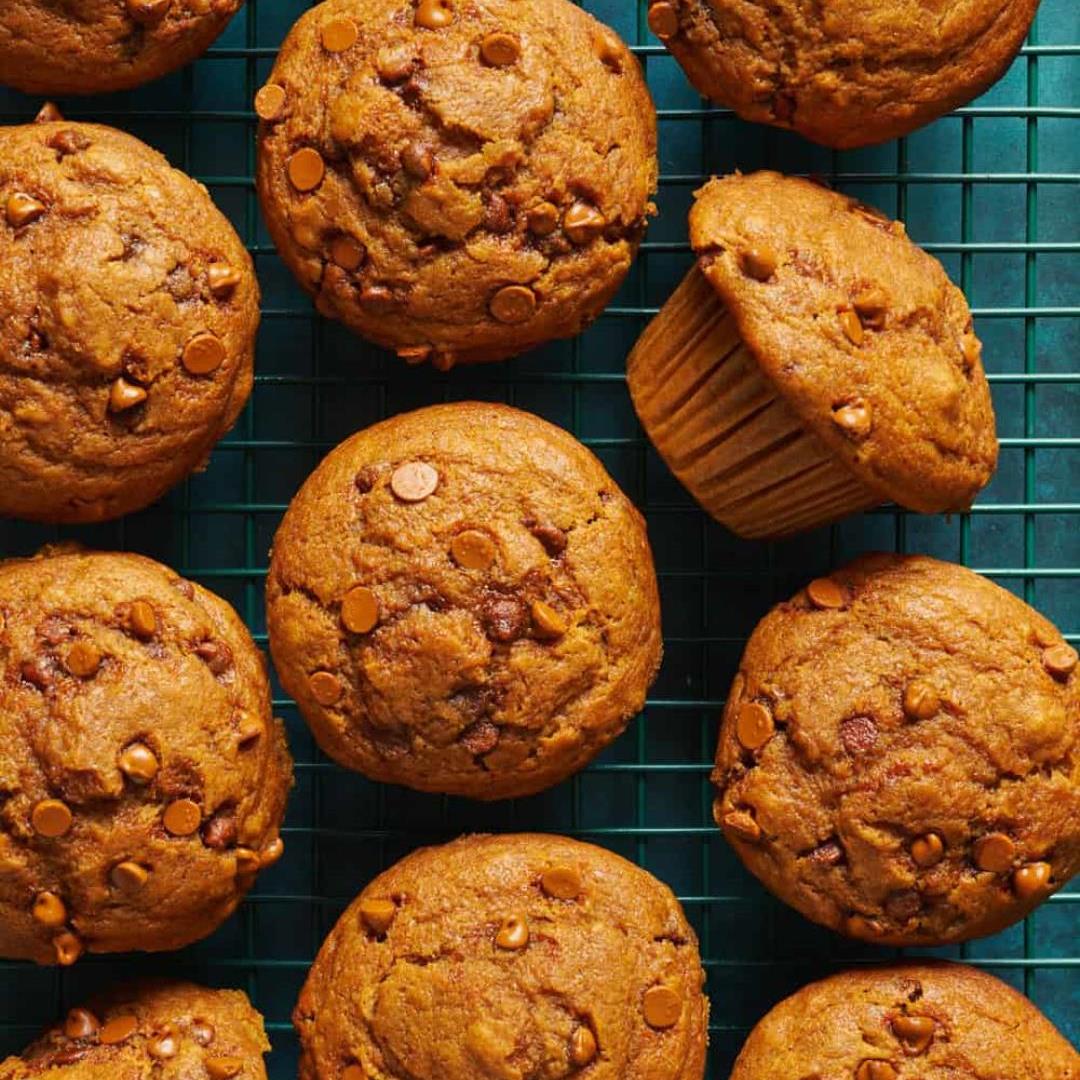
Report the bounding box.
[731,962,1080,1079]
[266,402,661,800]
[656,0,1039,147]
[0,546,292,965]
[690,171,997,514]
[0,979,271,1078]
[295,834,708,1080]
[713,553,1079,946]
[257,0,657,365]
[0,1,244,95]
[0,121,258,524]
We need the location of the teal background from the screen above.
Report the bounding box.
[0,1,1076,1075]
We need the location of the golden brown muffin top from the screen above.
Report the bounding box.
[266,402,661,800]
[0,117,258,524]
[0,980,270,1079]
[0,1,244,96]
[648,0,1040,148]
[295,833,708,1080]
[0,546,292,966]
[731,962,1080,1080]
[713,553,1079,947]
[690,172,997,515]
[256,0,657,366]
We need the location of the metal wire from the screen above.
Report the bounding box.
[0,1,1076,1075]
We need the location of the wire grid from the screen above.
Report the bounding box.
[0,1,1077,1075]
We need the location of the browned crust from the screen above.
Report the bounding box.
[713,553,1079,947]
[0,2,244,96]
[0,980,270,1078]
[731,962,1080,1079]
[0,547,292,964]
[295,834,708,1080]
[688,171,997,514]
[266,402,662,800]
[656,0,1040,148]
[0,121,259,523]
[256,0,657,366]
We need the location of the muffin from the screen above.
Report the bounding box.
[0,545,292,966]
[712,553,1079,947]
[294,833,708,1080]
[266,402,661,800]
[0,114,258,523]
[730,961,1079,1079]
[627,171,997,539]
[0,2,244,96]
[646,0,1041,148]
[255,0,657,367]
[0,980,271,1079]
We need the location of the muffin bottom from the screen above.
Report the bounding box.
[627,266,881,538]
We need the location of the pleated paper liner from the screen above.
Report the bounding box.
[627,265,881,540]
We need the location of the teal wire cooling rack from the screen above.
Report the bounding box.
[0,1,1077,1075]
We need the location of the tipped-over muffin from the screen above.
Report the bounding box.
[713,553,1078,947]
[295,833,708,1080]
[0,546,292,966]
[0,115,258,523]
[730,962,1079,1079]
[628,171,997,539]
[256,0,657,367]
[0,980,270,1079]
[646,0,1041,148]
[0,2,244,96]
[267,402,662,800]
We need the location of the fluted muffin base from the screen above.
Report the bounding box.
[627,266,881,539]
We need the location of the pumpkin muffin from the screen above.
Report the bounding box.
[646,0,1041,148]
[295,833,708,1080]
[0,980,271,1079]
[256,0,657,367]
[713,553,1079,947]
[627,171,997,539]
[731,962,1079,1080]
[0,114,258,523]
[0,1,244,96]
[266,402,661,800]
[0,545,292,966]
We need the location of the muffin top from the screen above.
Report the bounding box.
[0,117,258,524]
[0,1,244,96]
[256,0,657,366]
[690,171,997,515]
[0,980,270,1079]
[295,833,708,1080]
[731,962,1079,1080]
[648,0,1040,148]
[266,402,661,800]
[713,553,1079,946]
[0,546,292,966]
